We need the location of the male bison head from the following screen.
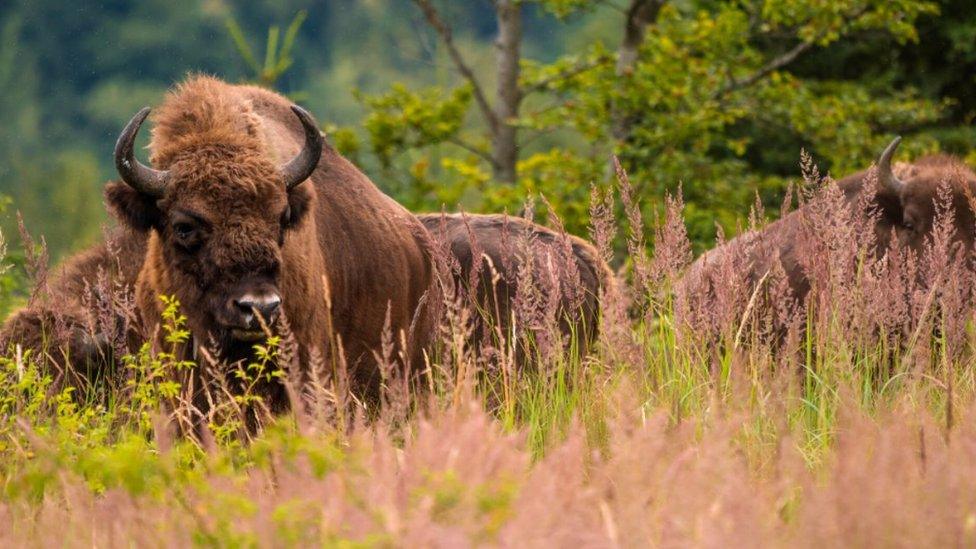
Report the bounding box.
[106,105,322,348]
[868,138,976,255]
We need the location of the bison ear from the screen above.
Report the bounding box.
[105,180,163,232]
[284,186,312,230]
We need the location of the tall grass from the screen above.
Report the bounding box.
[2,160,976,546]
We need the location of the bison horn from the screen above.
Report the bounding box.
[876,136,904,195]
[114,107,169,199]
[281,105,324,191]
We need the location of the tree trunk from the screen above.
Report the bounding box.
[611,0,665,144]
[492,0,522,184]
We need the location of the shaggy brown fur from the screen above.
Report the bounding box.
[124,76,435,408]
[0,226,147,387]
[419,213,611,359]
[1,76,437,412]
[680,153,976,325]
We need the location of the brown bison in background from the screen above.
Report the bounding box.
[419,213,611,360]
[679,137,976,336]
[0,227,147,387]
[3,76,437,411]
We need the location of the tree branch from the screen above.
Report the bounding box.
[612,0,667,142]
[522,53,613,96]
[448,136,497,167]
[712,5,872,100]
[412,0,499,132]
[617,0,666,76]
[492,0,522,183]
[712,40,813,99]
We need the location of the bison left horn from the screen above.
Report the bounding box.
[876,136,904,195]
[281,105,324,191]
[114,107,170,199]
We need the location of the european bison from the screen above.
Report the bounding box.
[4,76,437,411]
[679,138,976,335]
[0,227,147,388]
[419,213,611,360]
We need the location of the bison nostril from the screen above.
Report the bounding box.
[261,295,282,318]
[233,293,282,325]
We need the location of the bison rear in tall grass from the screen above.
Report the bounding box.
[420,212,612,363]
[678,138,976,349]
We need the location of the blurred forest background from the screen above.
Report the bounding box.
[0,0,974,311]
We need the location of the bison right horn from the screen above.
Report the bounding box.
[114,107,169,199]
[280,105,324,191]
[876,136,904,195]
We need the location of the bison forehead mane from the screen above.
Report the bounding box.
[148,75,271,170]
[898,155,976,194]
[165,143,287,205]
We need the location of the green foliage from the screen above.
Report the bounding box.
[123,297,191,432]
[226,10,308,89]
[356,83,474,169]
[0,0,972,525]
[1,0,972,260]
[0,198,27,318]
[346,0,961,249]
[533,0,598,19]
[9,150,106,254]
[588,0,945,243]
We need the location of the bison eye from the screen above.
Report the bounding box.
[277,206,292,246]
[172,221,201,251]
[173,222,194,239]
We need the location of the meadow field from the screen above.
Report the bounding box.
[2,1,975,546]
[2,162,975,547]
